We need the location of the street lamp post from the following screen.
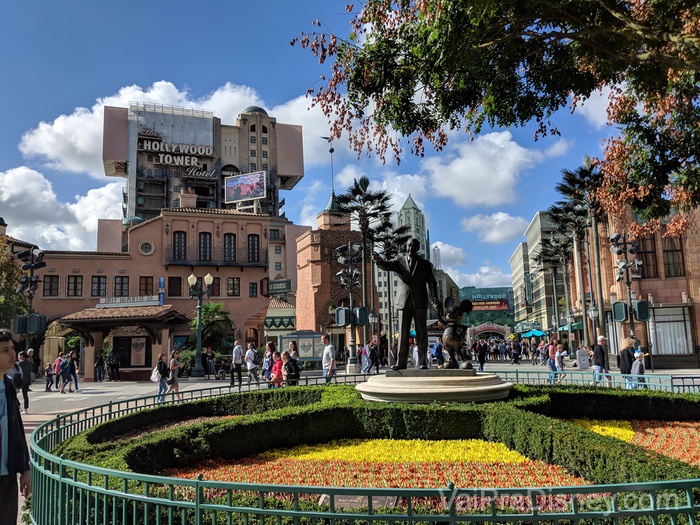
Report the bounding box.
[369,309,378,341]
[587,304,599,344]
[610,233,643,340]
[188,272,213,378]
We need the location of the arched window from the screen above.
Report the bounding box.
[224,233,236,262]
[199,232,212,262]
[172,231,187,261]
[248,234,260,263]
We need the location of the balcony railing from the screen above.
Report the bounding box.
[165,245,268,267]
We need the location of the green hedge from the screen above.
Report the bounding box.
[55,383,700,487]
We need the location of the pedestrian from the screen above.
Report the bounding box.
[18,351,32,414]
[282,350,301,386]
[268,351,283,388]
[230,340,243,386]
[165,349,182,400]
[370,339,380,374]
[53,353,63,389]
[107,349,120,381]
[59,354,73,394]
[94,352,105,382]
[0,329,31,524]
[592,335,609,386]
[288,340,301,370]
[477,340,487,372]
[547,338,558,383]
[321,334,335,383]
[70,351,80,391]
[245,343,260,384]
[44,362,54,391]
[555,343,567,383]
[631,350,646,389]
[155,353,169,402]
[619,337,636,389]
[205,347,217,379]
[262,342,275,381]
[360,342,371,373]
[432,337,445,368]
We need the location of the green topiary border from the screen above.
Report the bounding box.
[55,384,700,486]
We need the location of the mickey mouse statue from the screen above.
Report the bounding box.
[437,298,474,369]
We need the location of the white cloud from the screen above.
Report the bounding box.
[444,262,512,288]
[0,166,122,250]
[544,138,573,158]
[431,241,466,267]
[296,180,326,227]
[423,131,543,207]
[575,86,613,130]
[334,164,366,191]
[461,212,528,243]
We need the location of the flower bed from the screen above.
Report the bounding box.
[165,438,589,489]
[573,419,700,467]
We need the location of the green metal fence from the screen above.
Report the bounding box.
[29,372,700,524]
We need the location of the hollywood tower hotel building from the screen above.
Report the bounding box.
[19,103,305,381]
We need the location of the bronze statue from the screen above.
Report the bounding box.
[437,298,474,369]
[373,238,442,370]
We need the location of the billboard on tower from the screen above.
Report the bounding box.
[224,171,266,204]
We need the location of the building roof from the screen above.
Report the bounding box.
[59,305,189,323]
[242,105,269,116]
[269,298,295,309]
[323,191,343,213]
[161,207,268,217]
[400,193,420,211]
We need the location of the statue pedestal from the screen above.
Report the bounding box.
[355,369,513,404]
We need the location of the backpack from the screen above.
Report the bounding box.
[252,351,263,366]
[431,343,442,357]
[284,359,301,379]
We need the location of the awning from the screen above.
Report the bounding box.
[522,329,546,337]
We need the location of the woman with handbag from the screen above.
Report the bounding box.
[165,349,182,400]
[155,353,169,402]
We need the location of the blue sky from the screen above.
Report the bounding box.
[0,1,616,288]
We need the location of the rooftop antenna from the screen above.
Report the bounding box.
[321,136,335,193]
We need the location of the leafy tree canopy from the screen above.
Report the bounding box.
[294,0,700,229]
[0,236,27,329]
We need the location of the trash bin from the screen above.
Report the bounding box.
[576,349,590,370]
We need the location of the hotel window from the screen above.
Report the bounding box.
[269,229,280,240]
[172,231,187,261]
[66,276,83,297]
[275,262,282,271]
[637,236,658,278]
[139,276,154,295]
[248,234,260,263]
[262,125,268,134]
[224,233,236,262]
[43,275,59,297]
[274,245,282,254]
[250,149,256,157]
[210,277,221,297]
[227,277,240,297]
[199,232,212,262]
[262,163,268,171]
[250,163,257,171]
[168,276,182,297]
[262,150,268,158]
[114,276,129,297]
[91,276,107,297]
[262,137,268,145]
[250,136,256,143]
[663,237,685,277]
[249,282,258,297]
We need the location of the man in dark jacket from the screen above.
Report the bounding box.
[0,329,31,524]
[592,335,609,385]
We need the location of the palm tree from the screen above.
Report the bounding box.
[188,302,234,354]
[553,161,606,346]
[336,176,393,340]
